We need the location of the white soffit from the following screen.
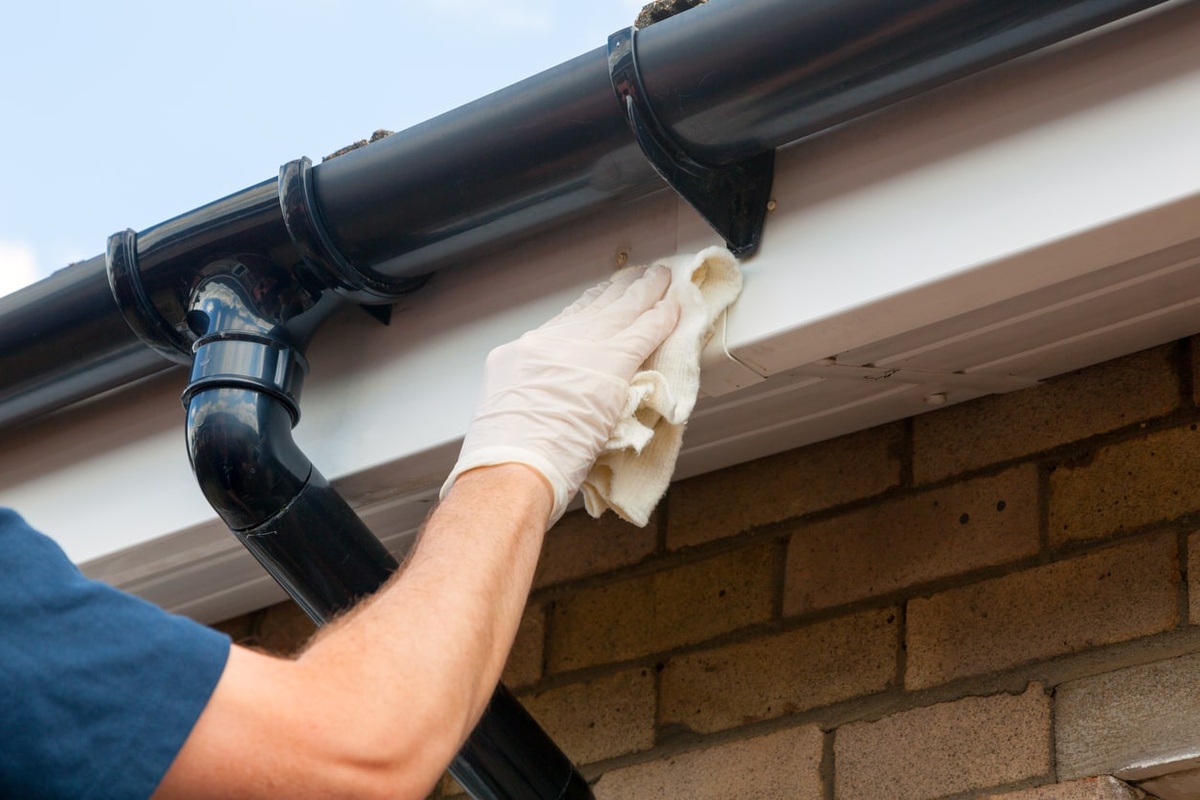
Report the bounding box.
[1,2,1199,621]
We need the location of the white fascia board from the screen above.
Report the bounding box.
[724,0,1200,379]
[2,2,1200,621]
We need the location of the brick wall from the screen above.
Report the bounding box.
[216,339,1200,799]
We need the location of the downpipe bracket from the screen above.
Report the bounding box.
[607,26,774,258]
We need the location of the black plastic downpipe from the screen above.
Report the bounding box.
[0,0,1174,430]
[180,268,593,799]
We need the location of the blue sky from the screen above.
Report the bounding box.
[0,0,646,297]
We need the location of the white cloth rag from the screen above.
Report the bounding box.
[580,245,743,526]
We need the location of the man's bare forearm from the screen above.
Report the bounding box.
[299,463,552,755]
[155,464,552,800]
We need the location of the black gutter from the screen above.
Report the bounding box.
[0,0,1173,430]
[0,254,170,429]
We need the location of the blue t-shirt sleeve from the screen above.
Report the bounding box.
[0,508,231,800]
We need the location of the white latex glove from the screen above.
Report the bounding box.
[441,265,680,523]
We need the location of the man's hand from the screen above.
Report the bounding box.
[443,265,680,522]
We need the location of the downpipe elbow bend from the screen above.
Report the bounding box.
[185,385,312,533]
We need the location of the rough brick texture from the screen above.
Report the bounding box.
[547,543,776,673]
[660,607,898,734]
[914,345,1179,483]
[982,776,1146,799]
[520,668,656,765]
[593,725,825,799]
[785,466,1039,615]
[668,424,901,549]
[1192,333,1200,406]
[1056,651,1200,780]
[501,604,544,689]
[535,509,657,589]
[1190,530,1200,625]
[1049,424,1200,546]
[906,534,1179,688]
[835,685,1052,800]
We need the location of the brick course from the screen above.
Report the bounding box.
[660,607,899,734]
[547,543,776,673]
[501,604,544,689]
[535,509,658,589]
[593,724,825,799]
[834,685,1052,800]
[1049,424,1200,546]
[1190,530,1200,625]
[784,466,1039,615]
[668,424,902,549]
[906,534,1180,688]
[520,668,656,765]
[913,345,1180,483]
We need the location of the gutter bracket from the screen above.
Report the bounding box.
[105,229,193,364]
[608,26,774,258]
[279,157,429,305]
